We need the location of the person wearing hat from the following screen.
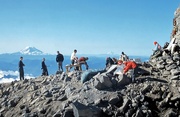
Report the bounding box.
[153,41,162,51]
[152,41,162,55]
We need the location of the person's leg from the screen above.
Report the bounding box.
[22,69,24,80]
[45,68,48,76]
[60,62,63,71]
[42,69,45,76]
[70,60,74,70]
[19,72,22,80]
[71,60,74,65]
[20,69,23,80]
[57,62,60,71]
[130,69,135,82]
[84,62,89,70]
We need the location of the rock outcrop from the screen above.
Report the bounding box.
[0,6,180,117]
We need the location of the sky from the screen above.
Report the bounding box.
[0,0,179,56]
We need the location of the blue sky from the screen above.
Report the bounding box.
[0,0,179,56]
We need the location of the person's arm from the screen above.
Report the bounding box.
[123,67,129,74]
[123,63,130,73]
[18,61,21,68]
[56,55,58,62]
[62,55,64,61]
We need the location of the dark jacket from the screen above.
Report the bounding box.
[42,61,48,76]
[106,57,114,66]
[42,61,47,70]
[56,53,64,62]
[19,60,25,69]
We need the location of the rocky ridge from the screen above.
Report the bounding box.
[0,7,180,117]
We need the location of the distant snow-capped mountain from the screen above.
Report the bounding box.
[12,46,48,55]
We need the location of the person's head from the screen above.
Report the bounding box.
[154,41,157,45]
[20,56,23,60]
[57,51,60,54]
[74,49,77,53]
[42,58,45,61]
[122,52,124,55]
[85,57,88,60]
[118,60,123,65]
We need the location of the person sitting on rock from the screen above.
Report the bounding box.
[119,52,129,61]
[112,57,118,64]
[113,60,125,77]
[106,57,114,69]
[78,57,89,70]
[152,41,162,57]
[153,41,162,52]
[120,60,137,82]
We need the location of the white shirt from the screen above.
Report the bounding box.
[71,52,76,60]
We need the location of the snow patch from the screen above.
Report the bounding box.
[0,70,35,83]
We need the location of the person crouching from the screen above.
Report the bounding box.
[79,57,89,70]
[120,60,137,82]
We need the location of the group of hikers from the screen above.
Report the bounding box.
[18,49,137,82]
[105,52,138,82]
[18,49,89,80]
[152,15,180,58]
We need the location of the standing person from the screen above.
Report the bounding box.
[19,56,25,80]
[56,51,64,72]
[41,58,48,76]
[79,57,89,70]
[70,49,78,65]
[120,52,129,61]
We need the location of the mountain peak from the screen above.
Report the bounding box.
[19,46,44,55]
[7,46,49,55]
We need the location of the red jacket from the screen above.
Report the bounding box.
[79,57,86,62]
[123,61,137,73]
